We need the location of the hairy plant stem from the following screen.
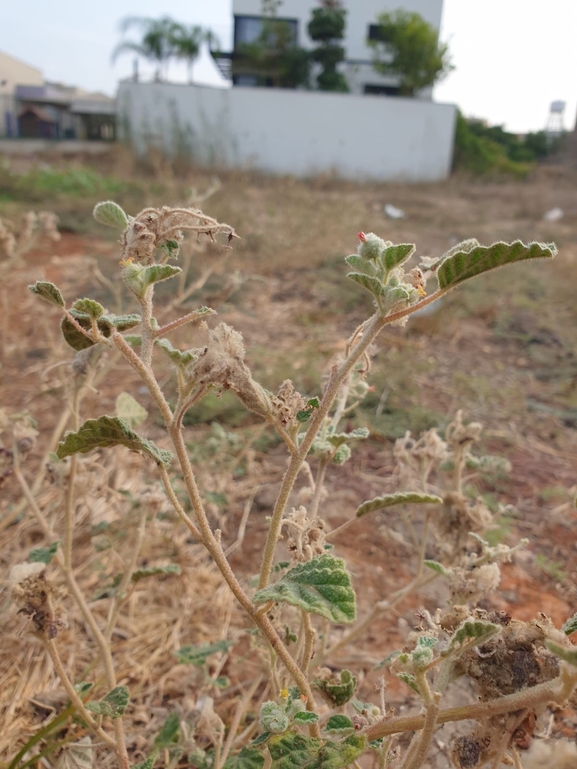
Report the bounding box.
[154,305,215,338]
[300,610,316,680]
[309,461,328,520]
[158,464,202,541]
[258,311,389,591]
[63,384,81,570]
[366,665,577,741]
[139,286,155,367]
[401,673,440,769]
[119,330,320,731]
[111,331,173,425]
[165,421,321,736]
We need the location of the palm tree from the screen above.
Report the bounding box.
[171,24,220,83]
[112,16,181,81]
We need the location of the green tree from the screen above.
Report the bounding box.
[369,10,452,96]
[171,24,220,83]
[308,1,349,92]
[112,16,181,81]
[234,1,310,88]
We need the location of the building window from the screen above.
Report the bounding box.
[234,15,298,48]
[364,84,400,96]
[367,24,391,43]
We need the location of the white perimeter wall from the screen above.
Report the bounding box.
[118,82,456,182]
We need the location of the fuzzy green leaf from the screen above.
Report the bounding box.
[259,701,290,734]
[331,444,351,465]
[122,262,181,297]
[72,298,105,319]
[86,686,129,718]
[141,264,182,289]
[374,650,400,670]
[224,748,265,769]
[293,711,319,724]
[250,733,272,747]
[327,427,369,448]
[132,757,156,769]
[545,641,577,666]
[60,313,96,351]
[253,554,356,624]
[268,733,322,769]
[444,620,500,658]
[175,640,234,666]
[381,243,415,271]
[29,280,65,307]
[424,560,450,576]
[115,392,148,428]
[325,715,354,734]
[397,672,420,694]
[154,712,180,749]
[74,682,94,695]
[436,240,557,290]
[93,200,129,229]
[29,541,59,564]
[347,272,385,297]
[102,313,142,331]
[268,732,365,769]
[60,311,141,351]
[156,338,197,366]
[562,613,577,636]
[355,492,442,518]
[56,416,173,466]
[344,254,377,276]
[314,670,357,707]
[131,564,181,583]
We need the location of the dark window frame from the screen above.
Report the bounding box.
[363,83,401,96]
[234,14,299,49]
[367,23,391,43]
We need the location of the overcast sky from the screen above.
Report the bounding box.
[2,0,576,134]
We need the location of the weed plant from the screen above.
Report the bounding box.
[6,197,577,769]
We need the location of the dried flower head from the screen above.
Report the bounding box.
[120,206,238,264]
[10,562,67,638]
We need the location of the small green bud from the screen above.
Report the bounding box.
[93,201,129,230]
[259,701,289,734]
[357,231,386,260]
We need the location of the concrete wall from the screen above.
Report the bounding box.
[118,82,456,182]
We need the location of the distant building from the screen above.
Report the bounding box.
[214,0,443,98]
[0,51,116,140]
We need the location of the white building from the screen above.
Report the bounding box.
[229,0,443,96]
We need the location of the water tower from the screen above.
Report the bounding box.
[545,100,566,136]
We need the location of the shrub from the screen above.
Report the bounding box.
[8,198,577,769]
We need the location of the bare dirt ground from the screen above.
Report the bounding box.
[1,159,577,767]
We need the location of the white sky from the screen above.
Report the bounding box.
[1,0,576,134]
